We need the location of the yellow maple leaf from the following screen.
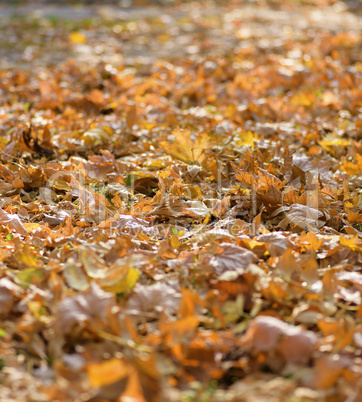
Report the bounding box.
[160,129,209,164]
[234,130,257,150]
[339,236,361,252]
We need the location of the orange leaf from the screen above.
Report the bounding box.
[87,358,129,387]
[313,356,343,389]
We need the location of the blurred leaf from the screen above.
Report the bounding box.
[87,358,129,387]
[55,283,114,335]
[242,316,317,364]
[15,268,45,287]
[235,130,257,149]
[101,266,139,294]
[69,31,87,44]
[64,258,90,291]
[81,127,112,146]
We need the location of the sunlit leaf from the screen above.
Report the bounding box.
[339,236,361,252]
[234,130,257,149]
[101,266,139,294]
[69,31,87,44]
[15,268,45,287]
[160,129,210,164]
[64,258,89,291]
[87,358,129,387]
[81,127,112,146]
[318,134,349,155]
[1,5,361,399]
[23,222,41,232]
[14,246,40,268]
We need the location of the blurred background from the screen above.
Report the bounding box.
[0,0,360,71]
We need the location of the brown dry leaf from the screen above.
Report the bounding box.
[318,317,355,350]
[126,104,138,129]
[134,176,159,197]
[0,286,14,316]
[158,234,179,259]
[256,168,285,207]
[209,243,259,276]
[148,196,209,220]
[211,196,231,219]
[121,355,160,402]
[70,177,112,223]
[0,208,26,235]
[179,288,204,318]
[104,237,134,263]
[99,213,150,235]
[0,278,22,316]
[278,204,326,232]
[126,283,181,321]
[275,248,300,281]
[232,163,255,188]
[160,315,200,343]
[292,154,330,177]
[120,367,147,402]
[313,356,344,389]
[255,232,293,257]
[55,283,114,335]
[242,315,317,364]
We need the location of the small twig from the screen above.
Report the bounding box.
[96,329,154,353]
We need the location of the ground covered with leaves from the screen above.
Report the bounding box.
[0,1,361,401]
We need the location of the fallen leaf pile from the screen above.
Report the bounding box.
[0,0,361,400]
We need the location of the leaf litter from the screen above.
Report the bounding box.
[0,0,361,401]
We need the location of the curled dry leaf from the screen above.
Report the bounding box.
[255,232,294,257]
[0,208,26,235]
[148,196,209,220]
[99,213,150,235]
[242,315,317,364]
[99,260,140,294]
[63,258,89,291]
[0,278,22,316]
[277,204,326,232]
[256,168,285,209]
[126,282,181,321]
[55,282,114,335]
[209,242,259,276]
[80,127,112,147]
